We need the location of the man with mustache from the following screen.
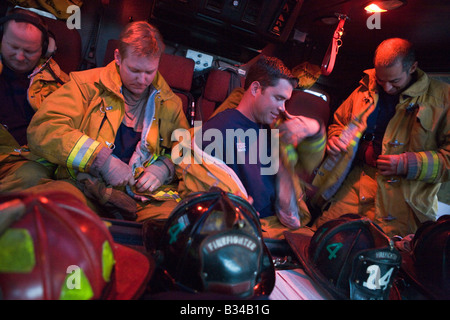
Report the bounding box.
[312,38,450,237]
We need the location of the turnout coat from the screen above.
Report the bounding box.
[313,68,450,233]
[27,61,189,180]
[0,57,68,163]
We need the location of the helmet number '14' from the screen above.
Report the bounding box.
[363,265,394,290]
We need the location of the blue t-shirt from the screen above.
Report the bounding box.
[200,109,276,218]
[112,123,141,164]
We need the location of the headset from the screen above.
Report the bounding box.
[0,9,57,59]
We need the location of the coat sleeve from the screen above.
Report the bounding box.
[294,125,326,174]
[27,72,104,173]
[327,88,359,139]
[405,89,450,183]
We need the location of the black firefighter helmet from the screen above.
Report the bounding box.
[147,188,275,299]
[400,214,450,299]
[284,214,402,300]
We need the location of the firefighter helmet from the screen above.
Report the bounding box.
[0,191,153,300]
[285,214,402,300]
[400,214,450,299]
[148,188,275,298]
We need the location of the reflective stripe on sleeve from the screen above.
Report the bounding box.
[67,135,101,172]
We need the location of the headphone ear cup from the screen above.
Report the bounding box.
[44,33,56,58]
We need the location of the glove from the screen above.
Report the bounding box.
[99,154,135,187]
[377,153,408,176]
[77,173,137,220]
[135,158,173,193]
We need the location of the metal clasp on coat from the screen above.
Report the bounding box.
[389,139,404,147]
[383,213,397,221]
[100,106,113,113]
[105,141,115,150]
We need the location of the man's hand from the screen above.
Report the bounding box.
[326,135,348,157]
[100,155,135,187]
[377,154,408,176]
[279,115,320,147]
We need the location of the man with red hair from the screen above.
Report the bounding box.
[27,21,189,221]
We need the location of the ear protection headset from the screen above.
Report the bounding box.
[0,10,57,59]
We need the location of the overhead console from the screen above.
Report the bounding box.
[150,0,304,63]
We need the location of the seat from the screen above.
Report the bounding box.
[103,39,195,122]
[196,68,244,122]
[42,16,82,74]
[158,53,195,119]
[285,89,330,128]
[103,39,119,67]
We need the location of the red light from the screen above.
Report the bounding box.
[365,4,387,12]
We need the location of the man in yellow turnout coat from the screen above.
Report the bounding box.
[28,21,189,221]
[1,8,69,192]
[312,38,450,237]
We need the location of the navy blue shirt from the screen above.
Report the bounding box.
[201,109,276,218]
[365,88,399,156]
[112,123,141,164]
[0,65,35,145]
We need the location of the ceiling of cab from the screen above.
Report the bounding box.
[150,0,450,72]
[294,0,450,73]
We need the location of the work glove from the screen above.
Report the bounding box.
[135,158,174,193]
[90,147,135,187]
[100,155,135,187]
[377,153,408,176]
[77,173,137,220]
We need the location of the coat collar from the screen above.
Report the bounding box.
[0,54,65,81]
[361,67,430,98]
[100,60,175,101]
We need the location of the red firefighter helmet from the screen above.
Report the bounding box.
[0,191,153,300]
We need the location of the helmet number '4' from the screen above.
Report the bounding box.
[363,265,394,290]
[326,243,343,260]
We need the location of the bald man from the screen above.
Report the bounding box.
[312,38,450,237]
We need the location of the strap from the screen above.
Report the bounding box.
[321,14,349,76]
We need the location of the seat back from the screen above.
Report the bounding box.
[285,89,330,127]
[158,53,195,117]
[42,16,82,74]
[197,68,244,122]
